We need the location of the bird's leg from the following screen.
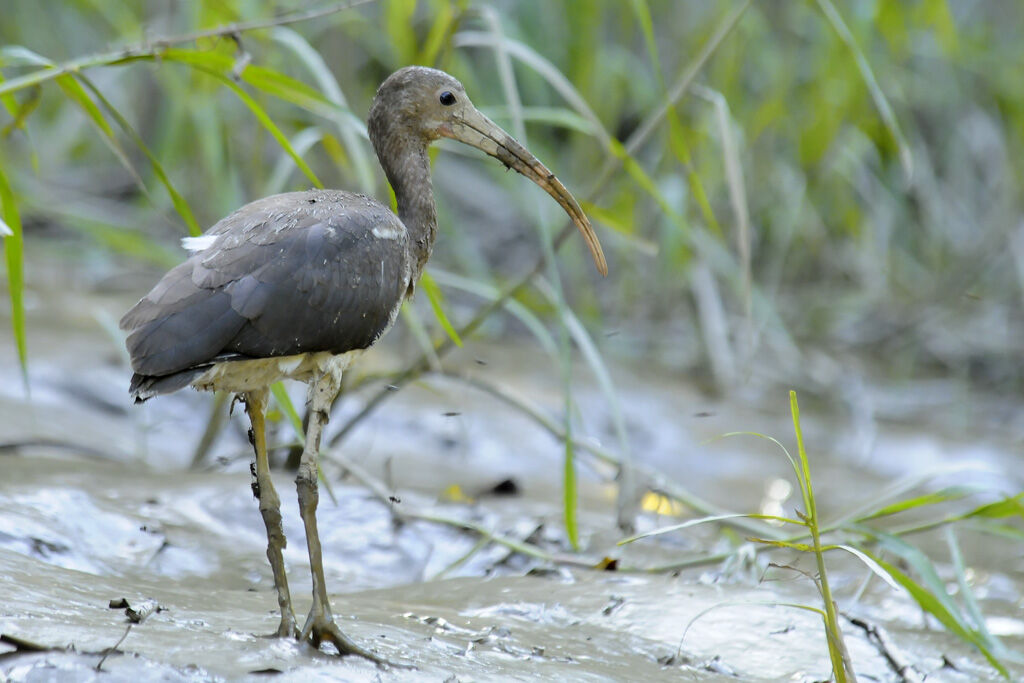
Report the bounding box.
[296,369,387,664]
[242,388,298,638]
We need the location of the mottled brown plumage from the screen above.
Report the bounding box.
[120,66,605,664]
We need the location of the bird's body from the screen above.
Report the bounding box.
[124,189,410,400]
[120,66,605,664]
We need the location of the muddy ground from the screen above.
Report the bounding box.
[1,251,1022,681]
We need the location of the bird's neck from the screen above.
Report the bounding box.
[375,135,437,283]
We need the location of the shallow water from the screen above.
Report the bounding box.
[1,254,1022,680]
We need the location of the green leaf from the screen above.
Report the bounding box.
[0,164,27,389]
[419,271,463,348]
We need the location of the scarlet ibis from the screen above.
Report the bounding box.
[120,66,606,662]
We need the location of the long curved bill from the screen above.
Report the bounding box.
[440,107,608,276]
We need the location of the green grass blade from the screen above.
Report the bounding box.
[620,513,804,545]
[860,525,1011,674]
[265,127,324,194]
[0,49,141,97]
[628,0,659,75]
[627,0,723,236]
[861,546,1009,677]
[946,527,1004,656]
[240,64,343,120]
[815,0,913,180]
[563,405,579,550]
[270,27,375,193]
[400,302,442,371]
[717,431,804,507]
[419,0,462,67]
[385,0,418,65]
[75,75,202,236]
[834,544,902,591]
[157,48,344,120]
[607,137,688,237]
[0,70,20,115]
[0,82,40,135]
[860,486,977,521]
[789,391,850,682]
[0,164,27,389]
[428,267,558,357]
[747,538,826,552]
[536,279,634,525]
[42,213,179,268]
[578,201,659,256]
[479,6,524,142]
[616,0,751,162]
[1,46,149,195]
[419,271,463,348]
[55,74,114,138]
[789,391,814,516]
[453,30,614,150]
[184,63,324,190]
[269,381,337,506]
[270,382,304,440]
[958,493,1024,520]
[54,75,150,196]
[482,105,595,136]
[692,85,751,311]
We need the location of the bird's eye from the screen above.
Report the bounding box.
[439,91,456,106]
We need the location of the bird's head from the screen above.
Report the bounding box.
[369,66,607,276]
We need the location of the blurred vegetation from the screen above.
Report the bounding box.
[2,2,1023,676]
[2,0,1022,403]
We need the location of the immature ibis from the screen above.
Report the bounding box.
[120,66,606,661]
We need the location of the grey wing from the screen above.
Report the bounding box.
[120,193,410,378]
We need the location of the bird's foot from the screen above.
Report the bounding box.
[277,612,301,639]
[301,609,395,668]
[259,611,300,640]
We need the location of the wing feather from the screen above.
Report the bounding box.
[121,190,410,382]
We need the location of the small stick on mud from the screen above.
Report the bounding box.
[844,613,924,683]
[95,624,132,671]
[96,597,163,670]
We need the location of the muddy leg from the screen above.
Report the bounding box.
[243,388,298,638]
[295,370,387,664]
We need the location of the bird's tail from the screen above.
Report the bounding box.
[129,368,207,403]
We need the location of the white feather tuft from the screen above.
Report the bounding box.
[181,235,217,252]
